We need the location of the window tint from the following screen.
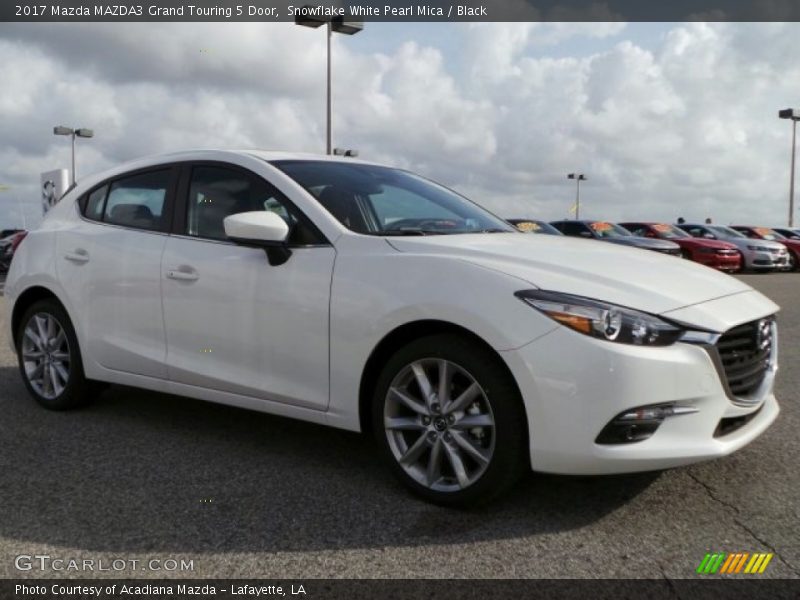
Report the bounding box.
[104,170,170,231]
[84,185,108,221]
[623,224,647,236]
[273,160,514,235]
[560,222,589,236]
[186,166,320,245]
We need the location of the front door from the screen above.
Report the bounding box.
[160,163,334,410]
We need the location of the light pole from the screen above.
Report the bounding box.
[779,109,800,227]
[567,173,587,219]
[295,12,363,155]
[53,126,94,185]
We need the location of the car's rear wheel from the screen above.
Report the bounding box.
[16,299,95,410]
[373,333,527,506]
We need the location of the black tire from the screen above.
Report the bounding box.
[680,249,692,260]
[16,299,97,410]
[372,333,528,507]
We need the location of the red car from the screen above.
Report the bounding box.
[620,222,742,272]
[732,226,800,271]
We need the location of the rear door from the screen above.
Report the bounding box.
[57,167,178,379]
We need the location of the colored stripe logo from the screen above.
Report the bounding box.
[696,552,773,574]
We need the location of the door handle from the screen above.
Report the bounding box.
[166,267,199,282]
[64,249,89,263]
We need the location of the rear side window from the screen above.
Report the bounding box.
[83,185,108,221]
[104,170,170,231]
[560,222,590,236]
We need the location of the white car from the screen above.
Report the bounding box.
[5,150,780,505]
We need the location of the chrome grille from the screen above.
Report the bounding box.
[716,317,774,397]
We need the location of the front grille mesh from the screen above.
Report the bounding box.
[716,318,774,397]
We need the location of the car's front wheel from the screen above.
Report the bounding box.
[16,299,95,410]
[373,333,527,506]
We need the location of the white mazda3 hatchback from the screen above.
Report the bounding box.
[5,150,780,505]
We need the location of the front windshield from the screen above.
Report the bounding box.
[753,227,784,241]
[271,160,515,235]
[590,222,632,238]
[509,220,562,235]
[708,225,745,238]
[651,223,690,239]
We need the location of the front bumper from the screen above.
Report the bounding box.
[747,250,789,269]
[502,323,778,475]
[696,253,741,272]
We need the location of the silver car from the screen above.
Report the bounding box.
[678,224,789,271]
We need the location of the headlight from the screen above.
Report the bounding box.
[747,245,770,251]
[515,290,684,346]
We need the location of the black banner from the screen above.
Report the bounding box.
[4,0,800,22]
[3,579,800,600]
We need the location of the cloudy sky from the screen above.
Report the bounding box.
[1,21,799,230]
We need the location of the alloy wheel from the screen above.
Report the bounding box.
[21,313,71,400]
[383,358,496,492]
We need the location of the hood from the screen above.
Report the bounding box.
[778,238,800,251]
[603,236,680,250]
[676,237,737,250]
[720,237,786,251]
[387,233,755,317]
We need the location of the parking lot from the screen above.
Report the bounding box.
[0,273,797,580]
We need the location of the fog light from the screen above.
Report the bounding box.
[595,403,697,445]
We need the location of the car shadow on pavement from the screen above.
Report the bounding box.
[0,369,659,554]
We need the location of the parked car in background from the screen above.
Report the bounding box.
[0,228,23,240]
[506,219,563,235]
[731,226,800,271]
[770,227,800,240]
[678,223,789,272]
[620,222,741,272]
[550,220,681,256]
[0,230,28,272]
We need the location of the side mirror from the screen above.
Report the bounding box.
[224,211,292,266]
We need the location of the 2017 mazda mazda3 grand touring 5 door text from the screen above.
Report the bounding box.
[5,151,780,505]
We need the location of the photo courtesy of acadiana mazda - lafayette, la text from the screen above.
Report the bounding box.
[5,150,780,506]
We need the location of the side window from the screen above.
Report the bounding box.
[83,185,108,221]
[104,170,170,231]
[186,166,321,245]
[686,227,704,238]
[626,225,647,236]
[561,222,588,236]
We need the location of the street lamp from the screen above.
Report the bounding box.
[779,108,800,227]
[53,126,94,185]
[567,173,587,219]
[295,11,363,155]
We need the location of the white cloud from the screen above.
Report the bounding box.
[0,22,799,229]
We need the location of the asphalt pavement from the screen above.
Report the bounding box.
[0,274,797,580]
